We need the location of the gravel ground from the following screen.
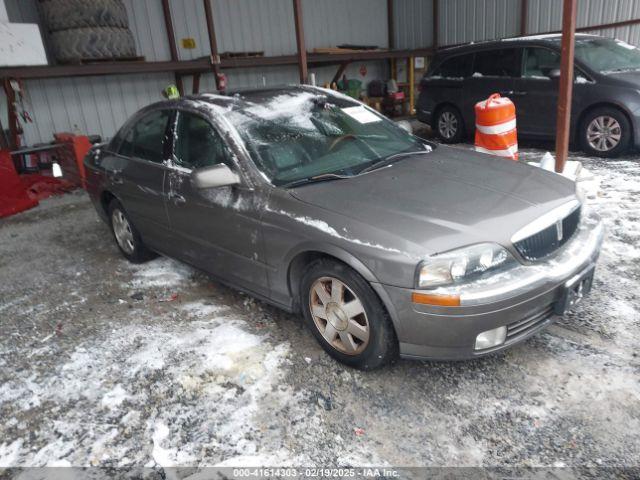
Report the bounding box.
[0,145,639,477]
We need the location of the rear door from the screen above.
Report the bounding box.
[465,48,521,128]
[107,109,172,248]
[164,110,269,296]
[419,53,473,125]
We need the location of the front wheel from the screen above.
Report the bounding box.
[580,107,631,158]
[300,259,398,370]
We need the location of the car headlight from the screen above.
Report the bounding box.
[416,243,516,289]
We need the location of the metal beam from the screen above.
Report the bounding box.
[203,0,222,90]
[292,0,308,84]
[387,0,394,49]
[161,0,184,95]
[554,0,578,173]
[3,79,19,150]
[192,73,201,94]
[331,62,350,86]
[520,0,529,35]
[0,49,434,80]
[433,0,439,49]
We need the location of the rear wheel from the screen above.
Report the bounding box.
[300,259,398,370]
[434,105,465,143]
[580,107,631,158]
[108,199,156,263]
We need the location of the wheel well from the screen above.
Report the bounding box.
[100,190,117,216]
[288,251,331,311]
[576,103,634,145]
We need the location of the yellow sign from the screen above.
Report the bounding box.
[181,38,196,49]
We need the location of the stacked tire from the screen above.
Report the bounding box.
[39,0,136,63]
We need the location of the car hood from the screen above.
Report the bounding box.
[290,146,578,256]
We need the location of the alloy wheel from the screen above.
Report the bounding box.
[309,276,370,355]
[438,111,458,139]
[111,209,135,254]
[587,115,622,152]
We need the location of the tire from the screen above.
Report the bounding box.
[49,27,136,62]
[108,199,156,263]
[434,105,465,144]
[300,259,398,370]
[579,107,631,158]
[40,0,129,31]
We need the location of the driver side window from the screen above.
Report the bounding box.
[173,112,232,170]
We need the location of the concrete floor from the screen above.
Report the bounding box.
[0,144,639,475]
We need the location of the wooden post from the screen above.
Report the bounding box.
[292,0,308,84]
[203,0,223,90]
[554,0,578,173]
[433,0,439,49]
[520,0,529,36]
[161,0,184,95]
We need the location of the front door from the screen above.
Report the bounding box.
[108,109,172,250]
[513,46,591,137]
[164,110,269,296]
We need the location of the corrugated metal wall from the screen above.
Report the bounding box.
[3,0,640,145]
[438,0,522,46]
[527,0,640,45]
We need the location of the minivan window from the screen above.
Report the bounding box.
[473,48,519,77]
[119,110,171,163]
[431,54,472,79]
[574,37,640,74]
[523,47,560,77]
[173,112,232,170]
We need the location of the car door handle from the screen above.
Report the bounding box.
[499,90,514,96]
[513,91,528,96]
[109,170,124,185]
[168,192,186,205]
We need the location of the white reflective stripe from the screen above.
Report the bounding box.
[475,145,519,157]
[475,118,517,135]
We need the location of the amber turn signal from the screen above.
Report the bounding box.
[411,292,461,307]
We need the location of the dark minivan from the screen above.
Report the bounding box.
[417,33,640,157]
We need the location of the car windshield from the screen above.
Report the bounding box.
[573,37,640,74]
[225,89,429,186]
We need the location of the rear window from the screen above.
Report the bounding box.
[473,48,520,77]
[430,54,472,79]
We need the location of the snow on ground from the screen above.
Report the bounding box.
[1,148,640,474]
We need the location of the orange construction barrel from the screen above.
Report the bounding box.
[474,93,518,160]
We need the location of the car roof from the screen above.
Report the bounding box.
[437,32,601,56]
[154,85,356,112]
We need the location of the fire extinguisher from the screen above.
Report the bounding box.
[216,73,227,92]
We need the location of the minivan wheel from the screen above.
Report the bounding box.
[580,107,631,158]
[435,106,464,143]
[300,259,398,370]
[108,199,156,263]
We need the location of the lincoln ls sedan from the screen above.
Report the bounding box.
[85,85,604,370]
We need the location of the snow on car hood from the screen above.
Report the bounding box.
[290,146,578,255]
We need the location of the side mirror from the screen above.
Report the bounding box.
[192,163,240,189]
[548,69,561,79]
[397,120,413,134]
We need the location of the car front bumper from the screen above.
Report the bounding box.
[373,214,605,360]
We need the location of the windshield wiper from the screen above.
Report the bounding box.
[280,173,350,189]
[357,150,425,175]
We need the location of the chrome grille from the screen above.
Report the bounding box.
[514,207,581,261]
